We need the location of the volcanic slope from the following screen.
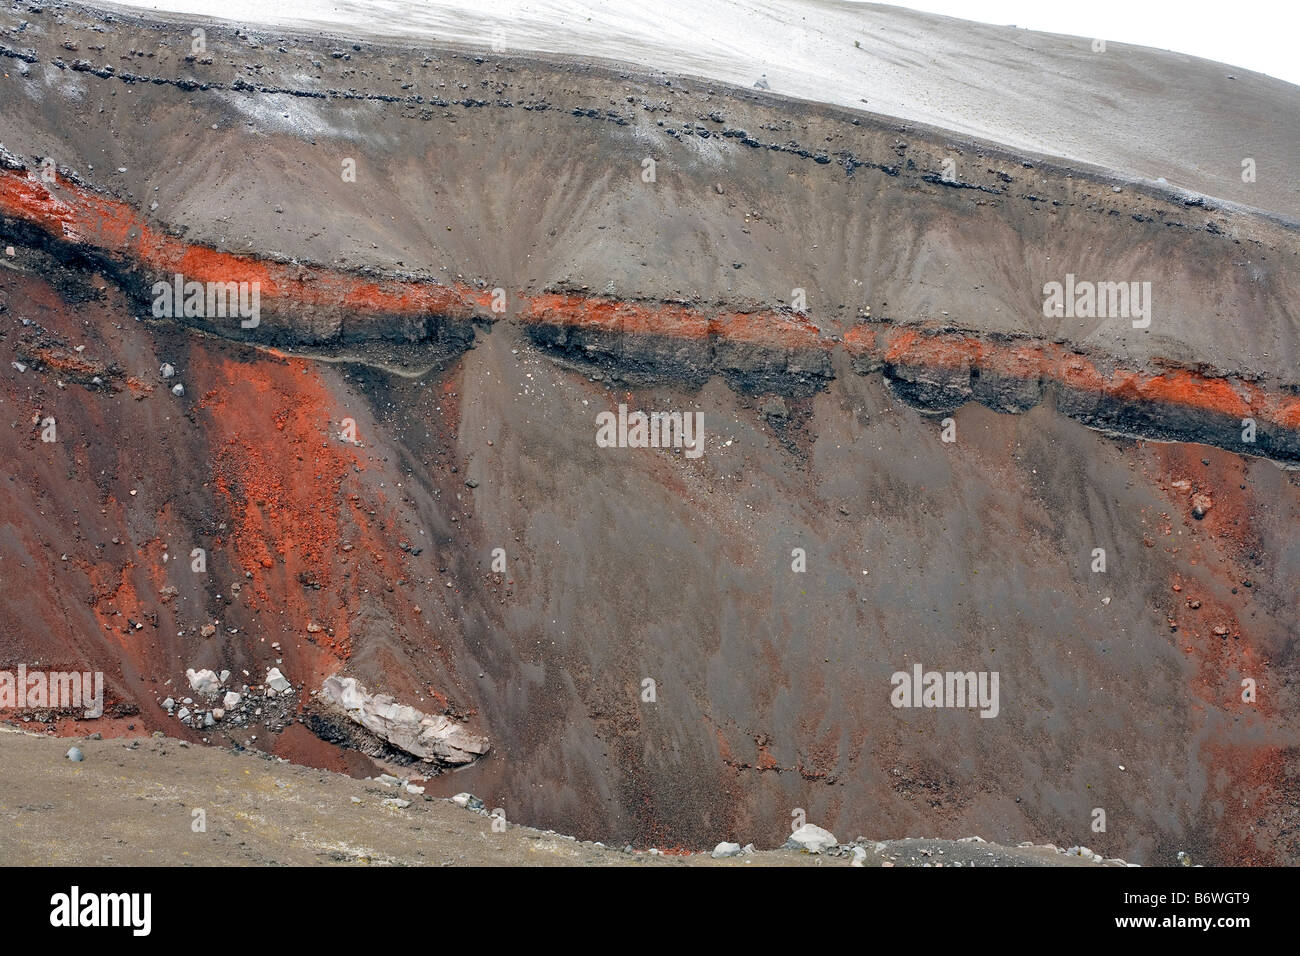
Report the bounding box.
[0,2,1297,863]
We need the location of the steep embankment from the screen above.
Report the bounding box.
[1,2,1298,863]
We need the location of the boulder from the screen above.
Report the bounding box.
[186,668,221,697]
[785,823,839,853]
[319,675,490,766]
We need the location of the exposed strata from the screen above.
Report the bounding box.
[3,158,1299,463]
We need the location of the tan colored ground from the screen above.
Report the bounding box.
[0,726,1106,866]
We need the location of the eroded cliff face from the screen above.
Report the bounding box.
[1,2,1297,862]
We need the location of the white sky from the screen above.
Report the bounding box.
[879,0,1300,85]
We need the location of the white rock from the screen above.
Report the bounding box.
[451,793,473,808]
[171,383,184,396]
[786,823,838,853]
[222,691,241,709]
[212,708,224,720]
[711,842,743,859]
[176,707,190,721]
[160,363,175,378]
[319,675,490,766]
[405,784,425,795]
[162,697,175,712]
[219,669,231,684]
[186,668,221,697]
[382,798,411,809]
[265,667,291,693]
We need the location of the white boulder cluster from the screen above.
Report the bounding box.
[318,675,490,766]
[160,666,297,730]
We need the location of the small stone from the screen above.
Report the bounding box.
[382,798,411,809]
[222,691,241,708]
[66,746,83,762]
[265,667,291,693]
[711,842,743,859]
[159,363,175,378]
[171,383,185,396]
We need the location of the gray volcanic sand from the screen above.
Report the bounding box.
[109,0,1300,219]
